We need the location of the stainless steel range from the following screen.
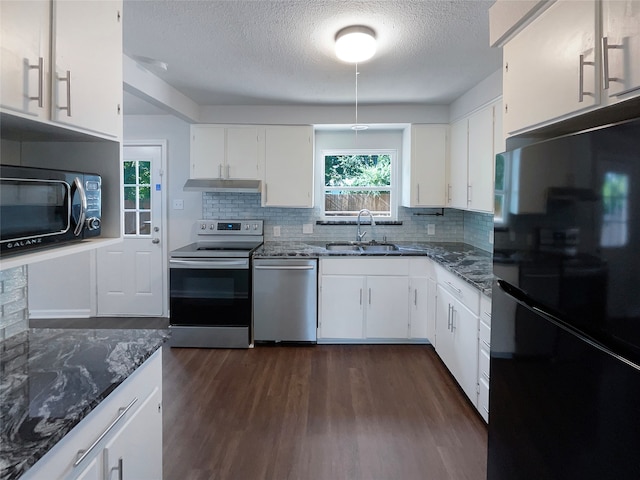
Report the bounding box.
[169,219,263,348]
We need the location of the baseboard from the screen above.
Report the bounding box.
[29,309,91,319]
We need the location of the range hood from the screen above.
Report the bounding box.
[183,178,262,193]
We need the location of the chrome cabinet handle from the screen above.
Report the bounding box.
[58,70,71,116]
[445,281,462,295]
[414,289,417,306]
[226,164,230,178]
[368,288,372,305]
[75,398,138,467]
[103,450,124,480]
[447,304,452,331]
[29,57,44,108]
[482,371,490,382]
[218,164,223,178]
[482,339,491,349]
[416,183,420,204]
[602,36,622,91]
[483,311,491,319]
[450,306,456,332]
[359,288,362,306]
[447,184,452,203]
[254,265,315,270]
[578,54,594,103]
[467,185,472,204]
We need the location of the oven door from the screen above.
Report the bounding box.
[169,258,251,327]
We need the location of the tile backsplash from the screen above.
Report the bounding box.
[0,266,28,341]
[202,192,494,251]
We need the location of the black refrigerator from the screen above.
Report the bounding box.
[488,116,640,480]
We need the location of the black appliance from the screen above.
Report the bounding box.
[169,219,263,348]
[0,165,101,255]
[488,117,640,479]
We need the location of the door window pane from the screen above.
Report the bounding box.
[122,160,152,236]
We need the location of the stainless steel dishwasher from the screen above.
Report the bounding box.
[252,258,317,343]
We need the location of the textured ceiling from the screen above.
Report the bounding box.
[123,0,501,111]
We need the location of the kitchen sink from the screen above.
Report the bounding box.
[325,243,362,251]
[360,244,398,252]
[325,242,399,253]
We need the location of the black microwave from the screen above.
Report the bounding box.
[0,165,102,256]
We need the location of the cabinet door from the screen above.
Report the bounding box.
[406,125,447,207]
[366,276,410,338]
[102,387,162,480]
[426,277,437,343]
[448,119,468,209]
[0,0,50,118]
[436,285,479,404]
[263,125,314,207]
[503,0,599,134]
[226,126,260,179]
[319,275,364,339]
[52,0,122,137]
[602,0,640,99]
[467,106,495,213]
[191,125,225,178]
[409,277,429,339]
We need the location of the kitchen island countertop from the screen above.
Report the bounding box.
[0,328,168,480]
[254,241,494,295]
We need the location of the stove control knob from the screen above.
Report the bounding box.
[200,223,206,230]
[253,224,258,230]
[210,224,215,230]
[245,224,249,230]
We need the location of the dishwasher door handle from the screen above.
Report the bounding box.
[254,265,315,270]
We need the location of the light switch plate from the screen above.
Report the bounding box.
[172,199,184,210]
[303,223,313,234]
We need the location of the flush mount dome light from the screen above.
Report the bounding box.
[335,26,377,63]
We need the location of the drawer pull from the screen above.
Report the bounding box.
[29,57,44,107]
[482,371,490,382]
[74,397,138,467]
[483,311,491,319]
[445,281,462,295]
[482,340,491,349]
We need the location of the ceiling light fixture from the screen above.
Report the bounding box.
[335,26,377,63]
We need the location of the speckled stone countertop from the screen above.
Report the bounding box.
[0,328,168,480]
[254,241,494,295]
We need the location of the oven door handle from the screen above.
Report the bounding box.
[169,259,249,269]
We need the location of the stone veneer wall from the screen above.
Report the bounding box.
[202,192,494,251]
[0,266,28,341]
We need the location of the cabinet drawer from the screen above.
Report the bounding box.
[478,376,490,423]
[321,257,410,276]
[436,265,480,314]
[480,294,492,326]
[479,319,491,348]
[479,345,490,380]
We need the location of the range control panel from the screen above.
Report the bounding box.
[196,220,263,235]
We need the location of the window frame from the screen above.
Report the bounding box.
[321,148,399,221]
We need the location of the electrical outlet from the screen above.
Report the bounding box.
[303,223,313,234]
[172,199,184,210]
[427,224,435,235]
[273,226,281,237]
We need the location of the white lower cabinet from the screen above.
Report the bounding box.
[434,264,480,406]
[319,258,431,342]
[21,349,163,480]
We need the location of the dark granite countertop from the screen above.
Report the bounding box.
[0,328,168,480]
[254,241,494,295]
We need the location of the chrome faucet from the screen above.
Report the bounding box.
[356,209,375,242]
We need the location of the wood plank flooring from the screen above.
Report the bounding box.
[162,344,487,480]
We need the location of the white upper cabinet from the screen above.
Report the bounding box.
[502,0,599,135]
[401,124,448,208]
[190,125,260,180]
[51,0,122,138]
[0,1,51,119]
[602,0,640,99]
[0,0,123,139]
[263,125,314,208]
[448,100,502,213]
[448,118,469,210]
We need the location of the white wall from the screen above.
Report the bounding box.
[449,69,502,122]
[123,115,196,250]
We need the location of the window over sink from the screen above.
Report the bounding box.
[322,149,396,219]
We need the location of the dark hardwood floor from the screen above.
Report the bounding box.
[162,344,487,480]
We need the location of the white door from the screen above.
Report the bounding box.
[97,144,165,316]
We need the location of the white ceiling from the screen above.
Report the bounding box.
[122,0,501,114]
